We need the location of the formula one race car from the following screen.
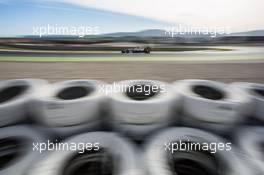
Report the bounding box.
[121,47,151,54]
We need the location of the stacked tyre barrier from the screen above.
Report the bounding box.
[31,80,106,137]
[109,80,179,139]
[174,79,253,135]
[0,79,263,175]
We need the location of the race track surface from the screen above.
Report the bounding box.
[0,61,263,83]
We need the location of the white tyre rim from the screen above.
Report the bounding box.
[49,120,101,137]
[180,114,235,133]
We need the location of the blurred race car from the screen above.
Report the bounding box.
[121,47,151,54]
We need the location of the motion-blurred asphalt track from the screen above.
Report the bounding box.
[0,61,263,83]
[0,46,263,83]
